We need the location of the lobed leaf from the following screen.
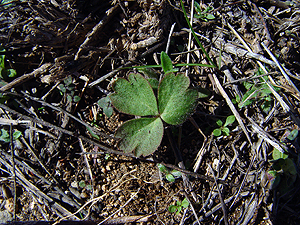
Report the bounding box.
[110,73,158,116]
[158,73,198,125]
[115,117,164,157]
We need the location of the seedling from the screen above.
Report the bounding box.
[0,128,22,143]
[57,76,81,103]
[194,2,215,22]
[213,115,235,136]
[238,68,280,112]
[0,128,22,149]
[0,47,17,103]
[168,198,189,215]
[110,52,198,157]
[157,164,181,182]
[0,47,17,81]
[97,96,113,118]
[267,129,298,195]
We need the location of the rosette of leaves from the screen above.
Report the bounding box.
[157,164,181,182]
[58,76,81,103]
[168,198,189,215]
[110,52,198,157]
[213,115,235,137]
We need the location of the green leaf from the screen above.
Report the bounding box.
[79,180,86,188]
[224,115,235,127]
[6,69,17,78]
[73,96,81,102]
[168,205,178,213]
[97,96,110,108]
[282,158,297,175]
[160,51,174,74]
[181,198,189,208]
[0,49,5,69]
[213,128,222,136]
[272,148,288,160]
[222,127,230,136]
[67,95,72,102]
[110,73,158,116]
[115,117,164,157]
[243,82,253,90]
[268,170,277,178]
[170,170,181,177]
[86,126,100,140]
[206,14,215,20]
[13,131,22,140]
[137,67,159,79]
[194,1,202,14]
[147,78,159,90]
[157,164,168,174]
[158,73,198,125]
[216,120,223,127]
[166,174,175,182]
[287,129,298,141]
[103,106,113,118]
[176,206,182,214]
[58,84,66,93]
[0,128,10,142]
[64,76,73,86]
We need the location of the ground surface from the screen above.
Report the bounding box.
[0,0,300,224]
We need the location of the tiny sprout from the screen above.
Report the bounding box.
[213,115,235,137]
[168,198,189,215]
[157,164,181,182]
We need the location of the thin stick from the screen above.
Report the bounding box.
[261,42,300,95]
[208,165,228,225]
[186,0,195,77]
[0,63,52,91]
[78,138,95,200]
[10,124,16,220]
[166,23,176,54]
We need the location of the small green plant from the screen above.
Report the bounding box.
[57,76,81,103]
[213,115,235,136]
[97,96,113,118]
[194,2,215,21]
[168,198,189,215]
[267,129,298,195]
[238,68,280,113]
[157,164,181,182]
[110,52,198,157]
[0,128,22,149]
[0,47,17,80]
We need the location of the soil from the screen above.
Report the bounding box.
[0,0,300,224]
